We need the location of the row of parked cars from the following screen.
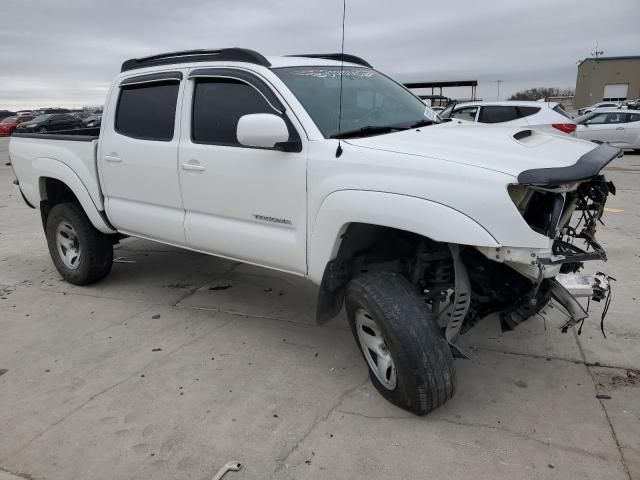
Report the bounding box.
[437,100,640,152]
[0,108,102,136]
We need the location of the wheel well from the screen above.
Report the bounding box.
[316,223,444,323]
[39,177,80,226]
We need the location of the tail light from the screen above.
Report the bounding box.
[552,123,577,134]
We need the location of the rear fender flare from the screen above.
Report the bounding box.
[34,157,116,234]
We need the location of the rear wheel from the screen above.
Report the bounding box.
[345,271,456,415]
[45,202,113,285]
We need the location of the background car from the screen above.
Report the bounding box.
[0,110,17,121]
[0,115,33,136]
[15,113,83,133]
[576,109,640,152]
[439,101,577,135]
[577,101,622,116]
[82,114,102,128]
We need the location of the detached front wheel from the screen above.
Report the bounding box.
[345,271,456,415]
[45,202,113,285]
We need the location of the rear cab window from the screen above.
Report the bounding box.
[116,77,180,141]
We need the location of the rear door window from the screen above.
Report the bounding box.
[116,82,180,141]
[626,113,640,123]
[478,106,519,123]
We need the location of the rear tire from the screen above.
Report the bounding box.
[45,202,113,285]
[345,271,456,415]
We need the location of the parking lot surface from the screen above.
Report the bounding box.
[1,136,639,480]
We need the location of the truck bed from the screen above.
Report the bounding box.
[9,129,104,212]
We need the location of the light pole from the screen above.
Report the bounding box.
[496,80,503,101]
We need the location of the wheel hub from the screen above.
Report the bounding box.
[354,308,397,390]
[56,222,81,270]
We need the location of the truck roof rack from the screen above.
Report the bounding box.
[286,53,372,68]
[121,48,271,72]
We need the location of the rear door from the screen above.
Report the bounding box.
[99,71,186,244]
[623,112,640,148]
[178,68,308,274]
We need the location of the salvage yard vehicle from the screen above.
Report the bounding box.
[439,100,577,136]
[576,109,640,152]
[9,49,619,415]
[15,113,83,133]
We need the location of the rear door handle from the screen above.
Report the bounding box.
[615,127,624,130]
[104,154,122,163]
[181,162,206,172]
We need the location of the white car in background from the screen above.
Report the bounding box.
[576,109,640,152]
[577,101,622,116]
[439,101,577,136]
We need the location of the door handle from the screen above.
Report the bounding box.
[181,162,206,172]
[615,127,624,130]
[104,154,122,163]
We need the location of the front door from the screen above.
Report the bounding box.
[580,112,626,145]
[178,69,307,274]
[99,72,186,245]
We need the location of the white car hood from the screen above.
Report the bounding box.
[345,123,596,178]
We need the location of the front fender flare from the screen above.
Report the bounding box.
[308,190,499,284]
[34,157,116,234]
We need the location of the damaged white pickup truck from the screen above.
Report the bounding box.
[9,49,619,414]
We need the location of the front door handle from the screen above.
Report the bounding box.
[615,127,624,130]
[182,162,206,172]
[104,154,122,163]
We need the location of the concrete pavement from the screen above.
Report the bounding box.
[0,137,638,479]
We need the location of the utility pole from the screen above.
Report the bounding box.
[496,80,503,101]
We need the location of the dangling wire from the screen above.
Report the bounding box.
[336,0,346,158]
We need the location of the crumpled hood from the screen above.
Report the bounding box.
[345,122,597,178]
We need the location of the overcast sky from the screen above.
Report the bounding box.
[2,0,639,109]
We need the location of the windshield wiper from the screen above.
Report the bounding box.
[330,125,408,139]
[407,119,435,128]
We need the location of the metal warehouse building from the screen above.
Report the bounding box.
[574,55,640,108]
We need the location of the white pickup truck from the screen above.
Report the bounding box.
[9,49,619,415]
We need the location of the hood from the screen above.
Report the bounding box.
[345,122,596,178]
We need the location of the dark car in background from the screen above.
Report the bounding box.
[16,113,82,133]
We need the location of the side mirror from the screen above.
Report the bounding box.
[237,113,291,149]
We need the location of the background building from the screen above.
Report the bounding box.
[574,55,640,108]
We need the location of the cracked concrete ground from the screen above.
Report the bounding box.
[0,137,638,479]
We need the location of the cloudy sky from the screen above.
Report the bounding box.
[2,0,639,109]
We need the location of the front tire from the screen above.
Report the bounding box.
[45,202,113,285]
[345,271,456,415]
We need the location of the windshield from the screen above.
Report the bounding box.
[30,114,51,122]
[274,66,432,138]
[1,116,18,124]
